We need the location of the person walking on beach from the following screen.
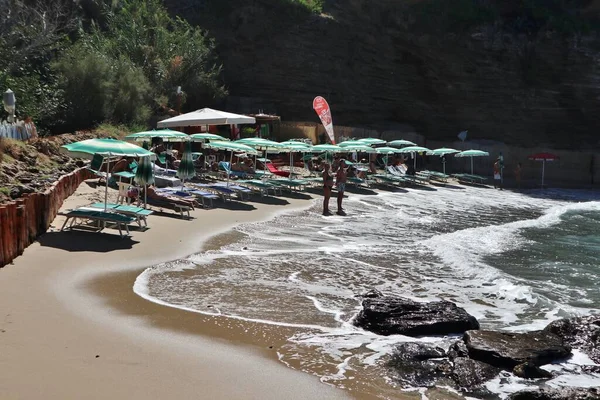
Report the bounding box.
[322,161,334,216]
[336,159,347,216]
[493,158,502,189]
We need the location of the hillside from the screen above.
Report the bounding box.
[165,0,600,149]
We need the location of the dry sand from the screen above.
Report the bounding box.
[0,181,354,400]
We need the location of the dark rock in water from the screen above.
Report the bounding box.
[544,314,600,364]
[512,362,553,379]
[464,330,571,369]
[447,340,469,360]
[387,342,453,387]
[353,294,479,336]
[357,288,384,299]
[508,387,600,400]
[451,357,501,389]
[395,342,446,360]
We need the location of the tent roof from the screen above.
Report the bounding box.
[157,108,256,128]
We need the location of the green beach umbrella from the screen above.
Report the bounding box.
[397,146,431,154]
[311,144,343,153]
[338,140,368,148]
[236,138,286,177]
[339,144,376,153]
[388,139,416,147]
[278,142,313,178]
[189,133,229,142]
[455,149,489,175]
[397,146,431,171]
[427,148,460,174]
[177,141,196,189]
[61,138,155,210]
[61,138,155,160]
[205,141,258,188]
[134,155,155,209]
[358,138,386,145]
[125,129,189,142]
[375,146,402,154]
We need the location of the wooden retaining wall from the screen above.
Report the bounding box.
[0,168,93,267]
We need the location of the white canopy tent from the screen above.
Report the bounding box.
[157,108,256,128]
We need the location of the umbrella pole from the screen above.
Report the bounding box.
[289,152,293,179]
[470,157,474,175]
[263,150,267,179]
[105,153,110,211]
[144,184,147,209]
[228,150,233,189]
[542,160,545,188]
[442,158,446,175]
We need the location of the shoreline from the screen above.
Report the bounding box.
[0,181,357,400]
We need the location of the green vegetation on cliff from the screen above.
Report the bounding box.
[0,0,226,134]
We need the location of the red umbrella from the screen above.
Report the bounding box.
[528,153,559,187]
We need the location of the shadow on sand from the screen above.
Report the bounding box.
[38,230,139,252]
[345,186,379,195]
[247,196,291,206]
[214,200,257,211]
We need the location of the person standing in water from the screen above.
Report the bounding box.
[493,158,502,189]
[322,161,334,216]
[336,159,347,216]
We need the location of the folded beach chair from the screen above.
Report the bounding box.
[59,208,136,237]
[90,203,153,227]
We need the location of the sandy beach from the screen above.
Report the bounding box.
[0,181,355,400]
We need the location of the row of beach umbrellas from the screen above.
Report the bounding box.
[60,133,558,207]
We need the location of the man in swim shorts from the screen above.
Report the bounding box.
[336,159,347,216]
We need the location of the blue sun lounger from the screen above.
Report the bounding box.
[157,187,220,208]
[59,208,136,237]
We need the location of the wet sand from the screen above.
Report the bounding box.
[0,181,355,400]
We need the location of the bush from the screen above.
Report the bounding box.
[52,44,152,131]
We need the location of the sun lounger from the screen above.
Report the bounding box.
[419,170,450,183]
[157,187,219,208]
[265,162,290,177]
[59,208,136,237]
[452,173,487,184]
[209,182,253,200]
[219,161,252,179]
[143,196,192,218]
[268,178,308,191]
[237,180,283,196]
[90,203,153,227]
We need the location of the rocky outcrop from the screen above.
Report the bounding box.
[544,314,600,364]
[166,0,600,149]
[508,387,600,400]
[464,330,571,369]
[353,291,479,336]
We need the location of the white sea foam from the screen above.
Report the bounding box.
[133,186,600,399]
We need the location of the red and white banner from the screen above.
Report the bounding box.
[312,96,335,144]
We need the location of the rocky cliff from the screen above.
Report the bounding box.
[164,0,600,149]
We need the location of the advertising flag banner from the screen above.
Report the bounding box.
[313,96,335,144]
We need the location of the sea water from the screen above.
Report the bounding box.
[134,185,600,399]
